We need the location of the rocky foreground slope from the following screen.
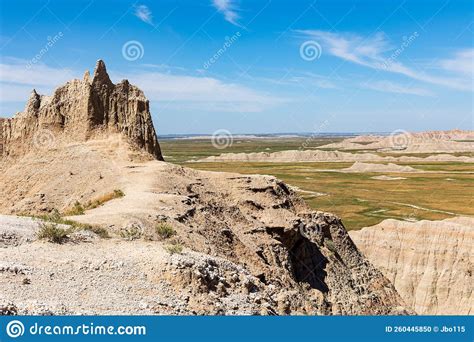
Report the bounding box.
[0,61,409,315]
[350,217,474,315]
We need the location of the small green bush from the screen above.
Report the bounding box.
[164,243,183,255]
[29,209,109,239]
[64,201,85,216]
[155,223,176,239]
[113,189,125,198]
[119,225,143,241]
[37,223,70,243]
[83,225,110,239]
[325,239,337,254]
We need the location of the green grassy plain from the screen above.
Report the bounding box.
[159,138,474,230]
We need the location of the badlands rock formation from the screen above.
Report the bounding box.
[199,129,473,163]
[341,162,419,173]
[319,130,474,154]
[199,149,474,163]
[350,217,474,315]
[0,60,163,160]
[0,61,409,315]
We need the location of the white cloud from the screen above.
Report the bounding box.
[212,0,242,27]
[0,60,77,112]
[0,60,286,114]
[362,80,433,97]
[134,5,153,25]
[0,60,75,87]
[114,71,287,112]
[296,30,472,91]
[439,49,473,77]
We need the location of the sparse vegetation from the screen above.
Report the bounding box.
[325,239,337,254]
[26,209,110,240]
[119,224,143,241]
[64,201,85,216]
[83,225,110,239]
[60,190,126,217]
[155,222,176,239]
[37,223,70,243]
[85,189,125,210]
[164,242,183,255]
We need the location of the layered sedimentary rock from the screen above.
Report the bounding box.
[0,60,162,160]
[350,217,474,315]
[0,118,5,155]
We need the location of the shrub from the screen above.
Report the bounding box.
[155,223,176,240]
[85,189,125,210]
[29,209,109,239]
[325,239,337,254]
[46,209,62,223]
[113,189,125,198]
[119,224,143,241]
[37,223,70,243]
[83,225,110,239]
[164,243,183,255]
[64,201,85,216]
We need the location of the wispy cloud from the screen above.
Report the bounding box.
[0,59,75,87]
[362,80,433,97]
[212,0,242,27]
[134,5,153,25]
[296,30,472,91]
[116,71,287,112]
[0,59,287,114]
[0,59,76,108]
[439,49,473,77]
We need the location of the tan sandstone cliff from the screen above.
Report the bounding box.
[0,60,162,160]
[0,61,410,315]
[350,217,474,315]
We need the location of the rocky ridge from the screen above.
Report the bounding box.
[0,60,163,160]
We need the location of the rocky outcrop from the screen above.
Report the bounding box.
[0,60,163,160]
[350,217,474,315]
[0,118,5,156]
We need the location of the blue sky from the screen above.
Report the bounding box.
[0,0,472,134]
